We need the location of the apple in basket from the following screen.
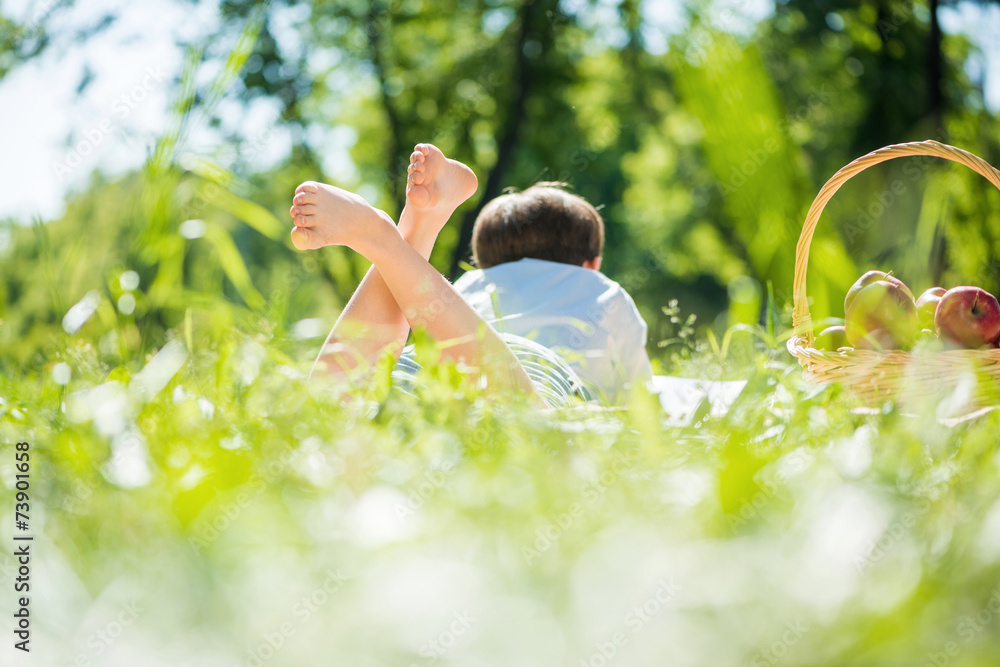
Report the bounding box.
[915,287,947,330]
[844,270,915,313]
[844,280,919,350]
[814,325,849,351]
[934,286,1000,349]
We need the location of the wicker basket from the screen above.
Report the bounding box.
[786,140,1000,405]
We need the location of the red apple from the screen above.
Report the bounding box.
[934,286,1000,349]
[814,325,849,351]
[854,329,900,350]
[845,281,919,350]
[915,287,947,330]
[845,270,915,313]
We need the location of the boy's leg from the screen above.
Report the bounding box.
[292,144,476,377]
[290,179,539,399]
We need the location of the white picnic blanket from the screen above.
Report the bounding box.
[648,376,747,426]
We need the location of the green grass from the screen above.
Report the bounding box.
[3,324,1000,666]
[4,7,1000,664]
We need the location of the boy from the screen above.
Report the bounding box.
[290,144,651,404]
[453,181,651,402]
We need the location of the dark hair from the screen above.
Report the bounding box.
[471,182,605,269]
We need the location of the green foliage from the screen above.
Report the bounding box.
[6,316,1000,663]
[4,2,1000,662]
[5,0,1000,353]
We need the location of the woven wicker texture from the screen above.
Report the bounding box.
[786,140,1000,403]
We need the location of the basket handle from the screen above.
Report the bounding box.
[793,140,1000,345]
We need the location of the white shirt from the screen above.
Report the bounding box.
[453,258,652,402]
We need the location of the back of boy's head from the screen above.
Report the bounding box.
[471,182,604,269]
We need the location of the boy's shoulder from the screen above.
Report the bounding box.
[455,258,628,294]
[454,258,643,327]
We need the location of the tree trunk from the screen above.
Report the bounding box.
[447,0,550,279]
[367,3,405,205]
[928,0,943,123]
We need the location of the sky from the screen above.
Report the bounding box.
[1,0,999,225]
[0,0,293,222]
[2,0,214,221]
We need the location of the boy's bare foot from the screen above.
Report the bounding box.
[289,181,395,252]
[403,143,478,234]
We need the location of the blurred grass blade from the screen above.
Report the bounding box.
[202,222,267,312]
[211,187,285,241]
[183,155,285,240]
[199,4,268,120]
[152,46,201,170]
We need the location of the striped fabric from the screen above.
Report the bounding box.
[392,333,597,408]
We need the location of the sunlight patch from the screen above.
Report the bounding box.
[131,339,187,401]
[103,429,153,489]
[66,381,128,435]
[352,486,421,547]
[62,290,101,334]
[51,362,72,385]
[179,218,206,239]
[292,317,326,340]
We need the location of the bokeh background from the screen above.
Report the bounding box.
[4,1,1000,666]
[3,0,1000,363]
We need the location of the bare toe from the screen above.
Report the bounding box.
[415,143,431,156]
[293,191,317,206]
[410,171,425,186]
[410,150,423,164]
[295,181,319,195]
[407,183,430,208]
[294,214,314,227]
[290,226,318,250]
[291,203,318,219]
